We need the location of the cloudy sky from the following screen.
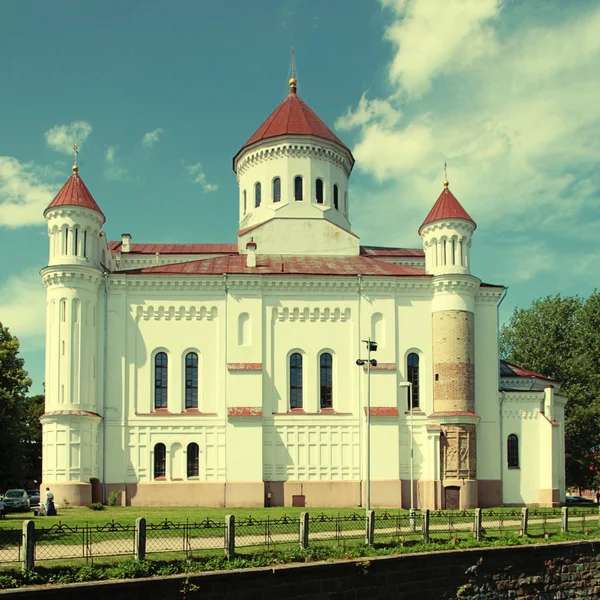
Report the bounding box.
[1,0,599,394]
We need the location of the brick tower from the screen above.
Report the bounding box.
[419,175,479,509]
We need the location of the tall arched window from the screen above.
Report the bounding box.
[154,443,166,478]
[83,230,87,258]
[187,442,199,477]
[64,228,69,255]
[243,190,247,214]
[507,434,519,468]
[185,352,198,409]
[74,227,79,256]
[294,176,303,201]
[155,352,168,409]
[333,185,339,209]
[407,353,420,409]
[320,353,333,409]
[273,178,281,202]
[290,353,303,409]
[255,182,261,207]
[315,178,324,204]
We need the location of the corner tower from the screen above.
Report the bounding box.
[233,77,359,255]
[40,158,105,506]
[420,176,480,509]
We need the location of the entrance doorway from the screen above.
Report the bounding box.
[444,486,460,510]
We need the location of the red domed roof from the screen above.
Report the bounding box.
[45,169,105,221]
[234,83,354,169]
[419,186,475,233]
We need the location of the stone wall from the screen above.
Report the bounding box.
[6,540,600,599]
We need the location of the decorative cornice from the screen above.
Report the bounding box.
[45,207,105,227]
[41,409,103,422]
[272,306,351,322]
[476,288,506,304]
[432,275,481,295]
[134,304,218,321]
[420,220,475,238]
[41,267,103,289]
[227,363,262,371]
[427,411,481,426]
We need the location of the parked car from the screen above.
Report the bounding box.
[565,495,595,504]
[26,489,40,507]
[3,489,30,512]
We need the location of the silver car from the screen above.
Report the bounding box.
[3,489,30,512]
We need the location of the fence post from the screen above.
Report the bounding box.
[366,510,375,546]
[422,509,430,542]
[300,512,309,550]
[561,506,568,533]
[521,508,528,537]
[225,514,235,560]
[22,520,35,571]
[135,517,146,561]
[474,508,482,540]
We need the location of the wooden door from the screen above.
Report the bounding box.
[444,486,460,510]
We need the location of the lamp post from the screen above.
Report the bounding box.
[399,380,415,529]
[356,339,377,514]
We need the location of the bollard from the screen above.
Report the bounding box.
[135,517,146,561]
[474,508,482,540]
[366,510,375,546]
[22,520,35,571]
[300,512,309,550]
[521,507,528,537]
[561,506,568,533]
[225,514,235,560]
[422,509,430,542]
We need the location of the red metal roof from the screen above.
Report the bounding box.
[108,242,238,255]
[234,86,354,168]
[124,255,429,277]
[419,187,475,233]
[45,171,105,220]
[500,360,556,382]
[360,246,425,258]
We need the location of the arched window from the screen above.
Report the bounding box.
[154,443,166,478]
[320,353,333,409]
[273,178,281,203]
[187,442,199,477]
[290,353,303,409]
[74,227,79,256]
[507,434,519,468]
[294,176,303,201]
[333,185,339,209]
[64,228,69,255]
[83,230,87,258]
[185,352,198,409]
[407,353,420,409]
[154,352,168,409]
[243,190,247,214]
[255,182,261,207]
[315,179,324,204]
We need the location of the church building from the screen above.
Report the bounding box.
[40,77,566,509]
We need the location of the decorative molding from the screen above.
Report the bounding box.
[134,411,218,417]
[41,267,103,289]
[476,288,506,304]
[41,410,102,422]
[428,411,481,426]
[228,407,262,417]
[364,407,399,417]
[134,304,218,321]
[227,363,262,371]
[432,275,481,295]
[272,410,353,416]
[272,306,351,322]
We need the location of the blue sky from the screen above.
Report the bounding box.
[1,0,599,395]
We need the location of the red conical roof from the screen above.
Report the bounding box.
[45,169,105,221]
[234,82,354,169]
[419,186,475,233]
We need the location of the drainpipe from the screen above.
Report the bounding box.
[497,286,508,497]
[357,274,363,507]
[102,270,109,503]
[223,273,228,508]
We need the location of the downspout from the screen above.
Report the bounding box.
[357,274,363,507]
[102,269,109,503]
[223,273,228,508]
[497,286,508,497]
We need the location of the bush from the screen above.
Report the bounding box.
[107,490,122,507]
[87,502,105,511]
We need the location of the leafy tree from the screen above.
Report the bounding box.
[500,292,600,491]
[0,323,32,488]
[21,394,44,488]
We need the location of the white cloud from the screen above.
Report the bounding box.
[187,163,219,193]
[336,93,402,131]
[104,145,128,181]
[0,271,46,349]
[0,157,59,228]
[141,128,164,149]
[45,121,92,155]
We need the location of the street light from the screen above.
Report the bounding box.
[356,339,377,514]
[399,380,415,530]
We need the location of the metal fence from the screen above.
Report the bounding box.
[4,506,600,568]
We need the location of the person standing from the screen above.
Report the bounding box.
[45,487,56,516]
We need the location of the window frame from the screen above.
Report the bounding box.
[319,352,333,410]
[315,178,324,204]
[333,184,339,209]
[154,351,169,410]
[187,442,199,478]
[294,176,303,201]
[254,182,261,208]
[272,177,281,203]
[185,352,199,409]
[289,352,303,410]
[154,443,167,479]
[507,434,519,468]
[407,352,420,410]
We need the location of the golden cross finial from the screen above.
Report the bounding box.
[289,47,297,92]
[72,144,79,173]
[443,161,449,188]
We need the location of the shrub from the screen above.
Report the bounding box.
[107,490,122,507]
[87,502,105,511]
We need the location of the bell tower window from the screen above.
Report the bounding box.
[333,185,339,209]
[255,183,261,208]
[315,179,324,204]
[294,176,303,201]
[243,190,247,214]
[273,178,281,203]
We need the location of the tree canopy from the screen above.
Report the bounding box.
[500,292,600,491]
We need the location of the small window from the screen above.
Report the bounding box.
[64,228,69,255]
[243,190,247,214]
[255,182,261,207]
[273,178,281,203]
[320,353,333,409]
[155,352,168,409]
[185,352,198,409]
[407,353,420,409]
[316,179,324,204]
[294,176,303,201]
[290,353,303,409]
[74,227,79,256]
[333,185,339,209]
[83,230,87,258]
[154,443,166,478]
[187,442,199,477]
[507,434,519,468]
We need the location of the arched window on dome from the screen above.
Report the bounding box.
[273,178,281,203]
[185,352,198,409]
[290,353,303,409]
[243,190,247,214]
[320,353,333,410]
[294,176,303,201]
[64,228,69,255]
[154,352,168,409]
[187,442,199,477]
[154,443,166,479]
[407,353,420,409]
[315,178,324,204]
[74,227,79,256]
[333,185,339,209]
[83,230,87,258]
[507,434,519,468]
[255,182,261,208]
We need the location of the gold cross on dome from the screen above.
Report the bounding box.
[443,161,449,188]
[73,144,79,165]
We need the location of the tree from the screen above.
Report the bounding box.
[0,323,32,487]
[500,292,600,491]
[21,394,44,488]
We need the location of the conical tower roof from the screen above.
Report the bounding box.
[419,184,475,234]
[45,167,105,222]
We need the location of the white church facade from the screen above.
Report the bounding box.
[40,77,566,509]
